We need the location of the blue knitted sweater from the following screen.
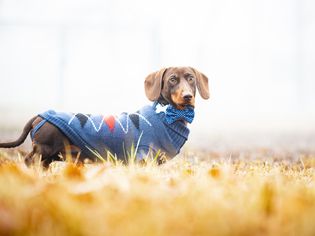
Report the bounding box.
[34,104,191,161]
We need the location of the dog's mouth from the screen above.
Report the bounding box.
[170,94,195,110]
[174,102,195,110]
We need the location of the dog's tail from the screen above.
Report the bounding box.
[0,116,37,148]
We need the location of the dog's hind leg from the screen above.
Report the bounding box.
[27,120,70,168]
[24,148,36,167]
[24,143,63,168]
[42,153,62,169]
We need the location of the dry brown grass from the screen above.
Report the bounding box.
[0,149,315,236]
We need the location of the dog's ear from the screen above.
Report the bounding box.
[144,68,167,101]
[190,67,210,99]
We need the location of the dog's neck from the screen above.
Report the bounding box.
[153,102,195,125]
[157,95,169,106]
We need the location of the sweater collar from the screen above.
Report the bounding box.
[141,103,190,156]
[152,102,190,147]
[152,102,195,124]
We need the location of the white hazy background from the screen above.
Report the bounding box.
[0,0,315,148]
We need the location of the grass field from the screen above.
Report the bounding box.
[0,148,315,236]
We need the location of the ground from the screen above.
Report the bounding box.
[0,147,315,236]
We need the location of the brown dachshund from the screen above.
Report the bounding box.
[0,67,209,167]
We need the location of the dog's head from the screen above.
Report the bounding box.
[144,67,209,109]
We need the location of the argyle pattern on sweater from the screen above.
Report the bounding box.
[34,104,192,161]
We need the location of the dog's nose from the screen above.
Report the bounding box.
[183,94,193,101]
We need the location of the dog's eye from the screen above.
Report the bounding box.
[187,76,195,83]
[169,76,178,84]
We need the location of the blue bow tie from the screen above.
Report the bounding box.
[165,105,195,124]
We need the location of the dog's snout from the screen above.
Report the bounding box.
[183,94,193,101]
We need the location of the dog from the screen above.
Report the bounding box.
[0,67,209,167]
